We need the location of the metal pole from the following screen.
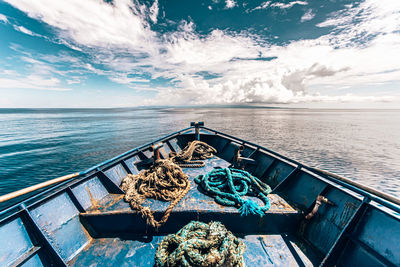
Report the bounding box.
[151,142,163,160]
[191,121,204,140]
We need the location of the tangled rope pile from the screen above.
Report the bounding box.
[170,141,217,168]
[155,221,245,267]
[121,159,190,228]
[195,168,272,216]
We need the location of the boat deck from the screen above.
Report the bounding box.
[86,157,298,214]
[80,157,301,235]
[68,156,321,266]
[68,234,317,266]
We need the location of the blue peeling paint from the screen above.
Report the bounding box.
[0,218,34,266]
[104,164,128,186]
[72,177,109,210]
[22,253,44,267]
[30,193,91,262]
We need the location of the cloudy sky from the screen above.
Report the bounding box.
[0,0,399,108]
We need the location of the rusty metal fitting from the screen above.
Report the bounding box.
[305,195,334,220]
[150,142,163,160]
[232,144,256,169]
[191,121,204,140]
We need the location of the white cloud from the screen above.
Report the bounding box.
[4,0,400,106]
[0,58,70,90]
[2,13,45,38]
[252,1,271,11]
[0,13,8,23]
[109,75,150,84]
[66,79,81,85]
[318,0,400,35]
[0,46,104,91]
[164,29,259,66]
[301,9,315,22]
[225,0,236,9]
[270,1,308,9]
[0,76,71,91]
[13,25,38,36]
[149,0,159,23]
[5,0,157,55]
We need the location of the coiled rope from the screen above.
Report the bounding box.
[121,159,190,228]
[170,141,217,168]
[155,221,246,267]
[195,168,272,216]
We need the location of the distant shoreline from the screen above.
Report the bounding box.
[0,106,399,111]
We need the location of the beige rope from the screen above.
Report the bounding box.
[170,141,217,168]
[121,159,190,228]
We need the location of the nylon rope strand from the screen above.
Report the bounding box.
[194,168,272,216]
[121,159,190,228]
[170,141,217,168]
[155,221,246,267]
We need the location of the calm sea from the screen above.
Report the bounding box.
[0,108,399,203]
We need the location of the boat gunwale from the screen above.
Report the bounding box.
[201,126,400,216]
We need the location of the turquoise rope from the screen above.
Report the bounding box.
[195,167,272,216]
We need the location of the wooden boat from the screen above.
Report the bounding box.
[0,122,399,266]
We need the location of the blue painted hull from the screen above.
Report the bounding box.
[0,124,399,266]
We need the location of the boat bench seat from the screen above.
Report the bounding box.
[80,157,302,236]
[68,233,319,266]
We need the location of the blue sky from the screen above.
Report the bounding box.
[0,0,399,108]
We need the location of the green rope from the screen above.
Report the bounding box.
[155,221,246,267]
[195,168,272,216]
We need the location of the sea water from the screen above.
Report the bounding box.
[0,108,399,201]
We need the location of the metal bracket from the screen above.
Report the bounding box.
[232,144,257,169]
[135,143,163,169]
[305,195,334,220]
[150,142,163,160]
[190,121,204,140]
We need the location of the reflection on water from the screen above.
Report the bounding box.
[0,108,399,198]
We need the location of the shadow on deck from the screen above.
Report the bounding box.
[68,234,318,266]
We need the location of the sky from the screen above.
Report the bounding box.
[0,0,400,108]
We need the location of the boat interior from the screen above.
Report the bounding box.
[1,125,399,267]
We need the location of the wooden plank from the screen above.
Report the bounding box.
[0,173,79,203]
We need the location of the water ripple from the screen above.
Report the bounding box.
[0,108,399,200]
